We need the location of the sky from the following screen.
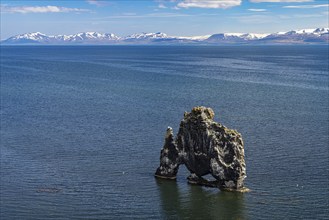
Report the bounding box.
[1,0,328,39]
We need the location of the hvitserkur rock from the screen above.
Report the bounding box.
[155,106,247,192]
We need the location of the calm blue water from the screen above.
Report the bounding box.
[1,46,328,219]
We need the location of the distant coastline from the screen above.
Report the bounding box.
[2,28,328,45]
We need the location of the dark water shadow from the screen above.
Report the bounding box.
[156,178,246,220]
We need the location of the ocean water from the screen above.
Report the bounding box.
[0,45,328,219]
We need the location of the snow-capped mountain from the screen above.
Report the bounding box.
[207,32,268,42]
[3,32,120,44]
[124,32,169,40]
[175,35,211,41]
[260,28,329,43]
[123,32,177,43]
[3,32,50,44]
[275,28,328,36]
[2,28,328,45]
[206,28,328,44]
[54,32,120,42]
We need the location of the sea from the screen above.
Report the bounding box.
[0,45,328,219]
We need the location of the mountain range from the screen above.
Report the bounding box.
[2,28,328,45]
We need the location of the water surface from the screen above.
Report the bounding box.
[1,45,328,219]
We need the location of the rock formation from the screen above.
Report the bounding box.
[155,106,247,192]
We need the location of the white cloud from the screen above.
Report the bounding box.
[177,0,242,9]
[1,5,90,13]
[250,0,313,2]
[248,8,267,11]
[158,3,168,9]
[86,0,107,7]
[283,4,329,8]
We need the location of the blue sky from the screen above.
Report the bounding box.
[1,0,328,39]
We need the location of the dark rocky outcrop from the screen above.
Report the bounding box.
[155,106,248,192]
[155,127,180,179]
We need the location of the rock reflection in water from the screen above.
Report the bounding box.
[156,178,245,219]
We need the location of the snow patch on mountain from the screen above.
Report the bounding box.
[124,32,169,40]
[175,35,211,41]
